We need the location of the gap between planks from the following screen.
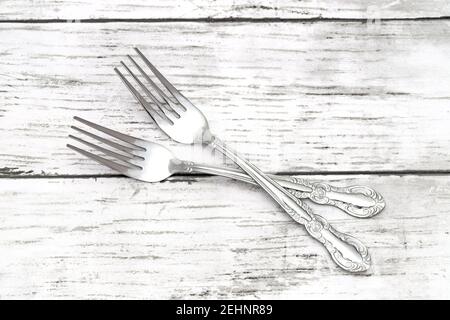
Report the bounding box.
[1,0,450,21]
[3,171,450,180]
[1,17,450,24]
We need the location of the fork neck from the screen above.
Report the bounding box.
[195,129,214,146]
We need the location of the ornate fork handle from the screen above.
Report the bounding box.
[275,176,384,218]
[210,137,371,273]
[187,164,384,218]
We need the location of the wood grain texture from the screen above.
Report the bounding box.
[0,174,448,299]
[1,0,450,20]
[1,21,450,176]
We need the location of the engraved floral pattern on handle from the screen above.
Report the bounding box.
[185,162,385,218]
[305,214,371,272]
[284,197,371,273]
[211,138,371,273]
[285,177,385,218]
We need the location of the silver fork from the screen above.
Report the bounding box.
[114,48,371,272]
[67,117,382,218]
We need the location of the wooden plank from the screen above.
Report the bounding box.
[1,21,450,176]
[0,174,448,299]
[1,0,449,20]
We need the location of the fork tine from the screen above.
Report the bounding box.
[127,56,184,114]
[114,67,173,125]
[74,116,145,150]
[120,61,179,119]
[127,55,170,102]
[67,144,137,174]
[69,134,143,169]
[71,125,137,156]
[134,47,193,109]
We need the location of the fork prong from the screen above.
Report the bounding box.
[74,116,145,150]
[120,61,161,105]
[114,67,173,125]
[67,144,138,174]
[127,55,170,102]
[120,61,179,119]
[71,125,137,156]
[69,134,143,169]
[134,48,192,109]
[128,56,183,115]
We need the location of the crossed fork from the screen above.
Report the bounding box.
[68,48,383,272]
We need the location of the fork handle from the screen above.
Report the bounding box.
[275,176,385,218]
[210,137,371,273]
[188,164,384,218]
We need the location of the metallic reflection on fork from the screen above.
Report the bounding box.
[68,118,383,218]
[109,48,372,272]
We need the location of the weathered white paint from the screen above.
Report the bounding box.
[0,0,449,20]
[1,21,450,177]
[0,175,448,299]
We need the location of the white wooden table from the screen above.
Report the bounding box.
[1,1,450,299]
